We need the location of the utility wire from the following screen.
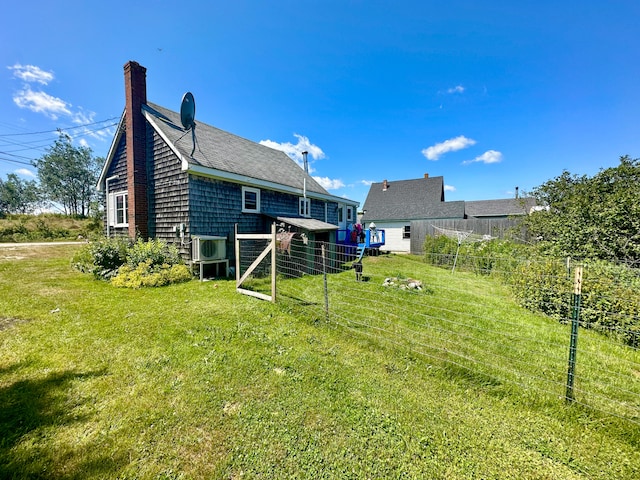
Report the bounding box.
[0,117,119,137]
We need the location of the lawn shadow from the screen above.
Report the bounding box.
[0,365,122,478]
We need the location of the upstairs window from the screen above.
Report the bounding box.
[242,186,260,213]
[299,197,311,217]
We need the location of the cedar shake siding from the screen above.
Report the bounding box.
[104,134,130,237]
[146,125,189,252]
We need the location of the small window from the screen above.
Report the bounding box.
[108,191,128,227]
[299,197,311,217]
[338,206,344,223]
[403,225,411,239]
[242,186,260,213]
[346,206,353,222]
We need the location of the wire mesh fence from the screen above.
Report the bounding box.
[258,238,640,426]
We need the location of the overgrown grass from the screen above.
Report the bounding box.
[0,213,101,242]
[1,246,639,478]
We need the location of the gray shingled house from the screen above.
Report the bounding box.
[360,174,535,253]
[96,61,359,272]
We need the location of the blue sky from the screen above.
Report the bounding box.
[1,1,638,207]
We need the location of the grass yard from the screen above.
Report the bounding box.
[0,245,639,479]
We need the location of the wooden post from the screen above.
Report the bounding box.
[322,243,329,322]
[271,222,277,303]
[234,223,240,287]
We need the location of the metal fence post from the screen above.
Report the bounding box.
[322,243,329,322]
[565,265,583,403]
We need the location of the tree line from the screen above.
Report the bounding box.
[0,133,103,217]
[522,155,640,265]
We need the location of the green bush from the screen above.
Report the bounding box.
[74,236,193,288]
[72,237,130,279]
[509,258,572,322]
[126,238,182,269]
[580,260,640,347]
[111,261,192,288]
[423,235,459,267]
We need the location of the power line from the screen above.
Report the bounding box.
[0,156,34,167]
[0,117,119,137]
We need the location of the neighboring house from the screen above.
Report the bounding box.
[96,61,359,267]
[464,198,537,219]
[360,174,535,253]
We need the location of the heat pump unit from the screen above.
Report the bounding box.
[192,235,227,262]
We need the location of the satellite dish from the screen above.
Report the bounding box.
[180,92,196,130]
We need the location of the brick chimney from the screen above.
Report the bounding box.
[124,61,148,239]
[424,173,429,178]
[382,179,388,191]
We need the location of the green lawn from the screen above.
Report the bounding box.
[0,245,638,479]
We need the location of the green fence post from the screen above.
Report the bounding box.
[322,243,329,322]
[565,265,583,403]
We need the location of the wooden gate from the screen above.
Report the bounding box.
[235,223,276,302]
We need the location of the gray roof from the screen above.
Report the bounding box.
[465,198,536,217]
[142,102,332,198]
[361,176,465,221]
[276,216,339,232]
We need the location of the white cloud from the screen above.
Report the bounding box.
[12,85,71,120]
[260,133,326,172]
[447,85,465,94]
[422,135,476,161]
[313,176,345,190]
[360,180,374,186]
[8,64,54,84]
[444,184,456,192]
[463,150,503,165]
[15,168,36,177]
[8,64,105,142]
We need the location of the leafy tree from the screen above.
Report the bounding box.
[524,155,640,264]
[33,132,103,216]
[0,173,41,214]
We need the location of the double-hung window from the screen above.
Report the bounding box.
[242,186,260,213]
[108,191,128,227]
[403,225,411,239]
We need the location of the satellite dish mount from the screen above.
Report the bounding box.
[180,92,197,156]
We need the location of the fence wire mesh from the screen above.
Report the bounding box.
[268,239,640,426]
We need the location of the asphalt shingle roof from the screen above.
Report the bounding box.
[143,102,330,196]
[362,176,465,221]
[465,198,536,217]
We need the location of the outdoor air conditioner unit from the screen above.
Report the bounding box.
[192,235,227,262]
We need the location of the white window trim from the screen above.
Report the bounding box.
[299,197,311,217]
[403,225,411,239]
[108,191,129,227]
[242,186,261,213]
[346,206,353,222]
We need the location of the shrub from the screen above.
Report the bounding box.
[508,257,572,322]
[126,238,182,269]
[423,235,459,267]
[579,260,640,347]
[72,237,130,279]
[111,261,192,288]
[74,237,193,287]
